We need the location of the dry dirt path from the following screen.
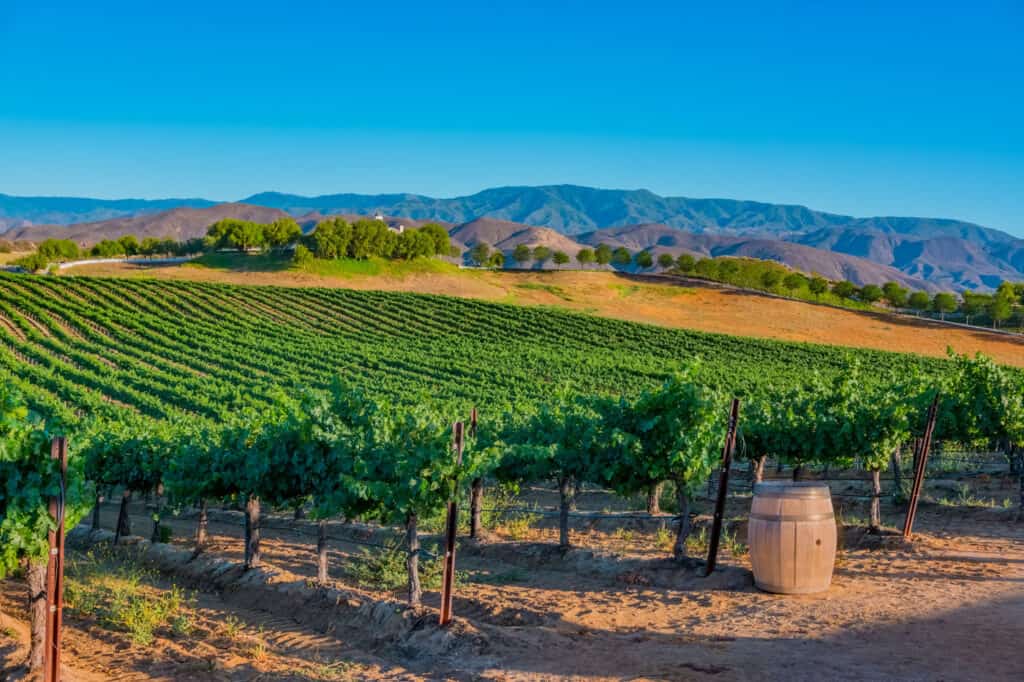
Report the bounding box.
[5,490,1022,681]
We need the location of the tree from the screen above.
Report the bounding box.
[118,235,140,256]
[716,259,739,281]
[761,269,782,289]
[532,245,552,267]
[676,253,696,274]
[859,284,883,304]
[808,276,828,298]
[553,251,570,268]
[576,248,595,268]
[657,253,675,270]
[264,218,303,250]
[932,292,957,321]
[611,247,632,267]
[418,223,451,256]
[311,218,353,259]
[634,250,653,269]
[513,244,532,266]
[293,244,314,267]
[488,251,506,268]
[908,291,931,316]
[694,258,719,279]
[960,291,988,326]
[0,381,91,672]
[989,284,1014,328]
[470,242,492,266]
[882,282,908,308]
[832,280,857,300]
[782,272,806,293]
[594,243,612,265]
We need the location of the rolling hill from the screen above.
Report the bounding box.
[3,185,1022,290]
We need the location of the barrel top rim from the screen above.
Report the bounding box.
[754,481,831,495]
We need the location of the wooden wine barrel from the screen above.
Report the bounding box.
[747,482,837,594]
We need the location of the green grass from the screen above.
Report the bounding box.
[188,251,459,279]
[514,283,573,300]
[63,549,194,646]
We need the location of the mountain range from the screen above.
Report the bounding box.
[2,185,1022,291]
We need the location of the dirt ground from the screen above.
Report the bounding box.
[3,470,1022,681]
[64,263,1024,367]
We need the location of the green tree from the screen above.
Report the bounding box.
[489,251,506,268]
[960,291,988,326]
[782,272,806,293]
[513,244,532,266]
[760,269,782,289]
[553,251,570,268]
[932,292,958,321]
[716,259,739,281]
[611,247,632,267]
[676,253,696,273]
[908,291,931,316]
[469,242,492,266]
[576,248,595,268]
[657,252,675,269]
[532,245,552,267]
[882,282,909,308]
[808,276,828,298]
[859,284,883,303]
[292,244,314,267]
[594,243,613,265]
[694,258,719,279]
[264,218,303,250]
[311,218,353,259]
[118,235,140,256]
[418,223,451,256]
[832,280,857,299]
[634,250,654,269]
[989,283,1015,328]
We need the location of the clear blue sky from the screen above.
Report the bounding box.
[1,1,1021,234]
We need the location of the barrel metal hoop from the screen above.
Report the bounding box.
[749,513,835,522]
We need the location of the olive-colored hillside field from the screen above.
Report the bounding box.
[66,257,1024,367]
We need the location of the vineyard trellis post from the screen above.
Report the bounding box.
[705,399,740,576]
[903,394,939,540]
[440,421,464,626]
[44,436,68,682]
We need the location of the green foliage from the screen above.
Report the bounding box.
[552,251,570,267]
[882,282,908,307]
[809,276,828,297]
[532,245,552,266]
[908,291,931,313]
[513,244,532,265]
[634,251,654,269]
[860,284,883,303]
[470,242,492,266]
[0,379,92,576]
[832,280,857,299]
[676,253,696,273]
[292,244,314,267]
[594,243,612,265]
[657,253,674,269]
[576,248,595,266]
[611,247,632,266]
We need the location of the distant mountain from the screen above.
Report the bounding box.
[2,204,291,244]
[0,193,216,229]
[3,185,1022,290]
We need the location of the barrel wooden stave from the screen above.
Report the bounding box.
[748,483,837,594]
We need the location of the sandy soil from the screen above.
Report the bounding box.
[3,471,1022,681]
[64,263,1024,367]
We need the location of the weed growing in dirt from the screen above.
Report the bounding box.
[222,615,243,639]
[654,526,674,552]
[1,626,15,639]
[722,530,747,557]
[346,544,446,591]
[64,549,193,646]
[501,514,535,541]
[937,483,1000,508]
[686,527,709,556]
[464,568,529,585]
[613,527,637,544]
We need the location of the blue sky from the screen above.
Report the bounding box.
[1,1,1021,234]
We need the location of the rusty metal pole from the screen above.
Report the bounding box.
[903,394,939,540]
[439,421,464,626]
[44,436,68,682]
[705,399,740,576]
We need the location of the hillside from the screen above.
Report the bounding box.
[2,203,293,243]
[0,192,215,230]
[59,259,1024,368]
[4,185,1022,290]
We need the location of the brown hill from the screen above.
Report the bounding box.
[578,223,935,290]
[4,204,292,245]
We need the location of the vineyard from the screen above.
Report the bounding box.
[2,271,1024,680]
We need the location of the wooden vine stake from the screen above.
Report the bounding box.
[439,421,464,626]
[902,393,939,540]
[705,398,740,576]
[468,407,483,540]
[45,436,68,682]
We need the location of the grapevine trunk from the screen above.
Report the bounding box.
[245,495,261,569]
[317,520,328,585]
[558,476,572,549]
[869,468,882,531]
[406,513,421,607]
[672,482,691,563]
[26,560,46,671]
[752,456,767,484]
[470,477,483,539]
[646,482,662,514]
[195,499,208,555]
[115,490,131,543]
